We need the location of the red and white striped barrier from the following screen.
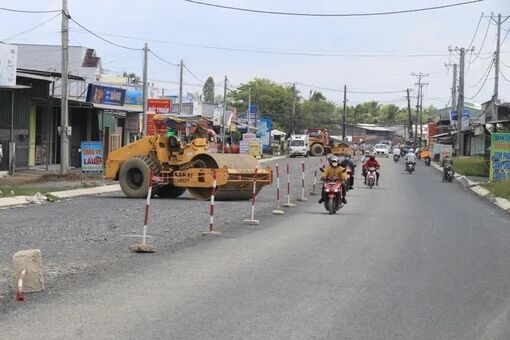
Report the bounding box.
[203,170,221,236]
[127,171,155,252]
[283,163,296,207]
[272,164,284,215]
[15,269,26,301]
[297,161,308,202]
[243,167,260,225]
[310,162,319,195]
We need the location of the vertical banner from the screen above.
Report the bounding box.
[81,141,104,173]
[147,99,172,135]
[490,133,510,182]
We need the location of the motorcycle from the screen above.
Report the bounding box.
[443,167,454,182]
[366,167,377,188]
[323,178,343,214]
[405,162,416,174]
[424,157,431,166]
[393,154,400,162]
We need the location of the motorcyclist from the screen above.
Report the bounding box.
[441,155,454,180]
[363,153,381,186]
[340,155,356,189]
[404,150,417,170]
[319,156,348,205]
[392,147,401,158]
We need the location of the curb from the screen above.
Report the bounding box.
[0,184,121,209]
[429,161,510,213]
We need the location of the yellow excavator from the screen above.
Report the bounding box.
[105,116,272,200]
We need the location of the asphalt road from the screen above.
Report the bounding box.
[1,157,510,339]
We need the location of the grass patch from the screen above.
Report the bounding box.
[0,187,69,197]
[453,156,490,177]
[482,179,510,200]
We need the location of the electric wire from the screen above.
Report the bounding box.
[183,0,483,17]
[68,17,142,51]
[0,7,61,14]
[501,25,510,46]
[2,12,61,41]
[183,64,205,84]
[148,50,179,66]
[466,62,493,99]
[469,14,492,65]
[500,67,510,83]
[467,59,494,88]
[467,12,485,50]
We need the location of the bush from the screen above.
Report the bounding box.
[453,156,490,177]
[482,179,510,200]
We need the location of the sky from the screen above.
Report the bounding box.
[1,0,510,109]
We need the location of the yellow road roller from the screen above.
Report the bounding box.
[105,134,272,200]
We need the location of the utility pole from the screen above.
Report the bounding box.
[248,86,252,130]
[457,48,466,156]
[406,89,413,138]
[451,46,474,155]
[291,84,296,135]
[493,13,502,102]
[179,59,184,113]
[451,63,458,113]
[222,75,227,153]
[142,43,148,136]
[342,85,347,141]
[60,0,70,175]
[412,72,429,147]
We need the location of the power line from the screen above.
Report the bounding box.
[466,62,493,99]
[0,7,61,14]
[148,50,179,66]
[469,13,493,65]
[501,68,510,82]
[467,12,485,49]
[68,17,142,51]
[2,12,61,41]
[294,82,405,94]
[467,59,494,88]
[501,25,510,46]
[183,64,205,84]
[183,0,483,17]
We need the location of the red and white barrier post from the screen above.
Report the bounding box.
[310,162,319,195]
[243,167,260,225]
[283,163,296,207]
[14,269,26,301]
[128,170,155,253]
[297,161,308,202]
[272,163,284,215]
[203,170,222,236]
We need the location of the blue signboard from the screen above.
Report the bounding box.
[80,141,104,173]
[450,109,470,121]
[86,84,126,106]
[248,104,259,120]
[125,87,143,105]
[257,118,272,152]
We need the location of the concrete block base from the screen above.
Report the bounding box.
[283,203,296,208]
[272,209,284,215]
[309,192,318,195]
[297,197,308,202]
[243,219,260,225]
[202,230,222,237]
[129,243,155,253]
[12,249,44,293]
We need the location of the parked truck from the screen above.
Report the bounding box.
[288,134,310,157]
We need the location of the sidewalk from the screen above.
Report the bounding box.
[430,161,510,213]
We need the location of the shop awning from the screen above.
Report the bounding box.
[271,129,286,136]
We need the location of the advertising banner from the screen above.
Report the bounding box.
[432,143,453,163]
[450,109,470,131]
[0,43,17,87]
[147,99,172,135]
[257,118,272,151]
[86,84,126,106]
[80,142,104,173]
[490,133,510,182]
[249,140,262,158]
[239,140,249,154]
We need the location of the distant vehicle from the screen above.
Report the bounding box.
[288,134,309,157]
[374,144,389,157]
[305,128,331,156]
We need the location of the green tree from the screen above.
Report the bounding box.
[380,104,400,124]
[202,76,215,103]
[228,78,297,133]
